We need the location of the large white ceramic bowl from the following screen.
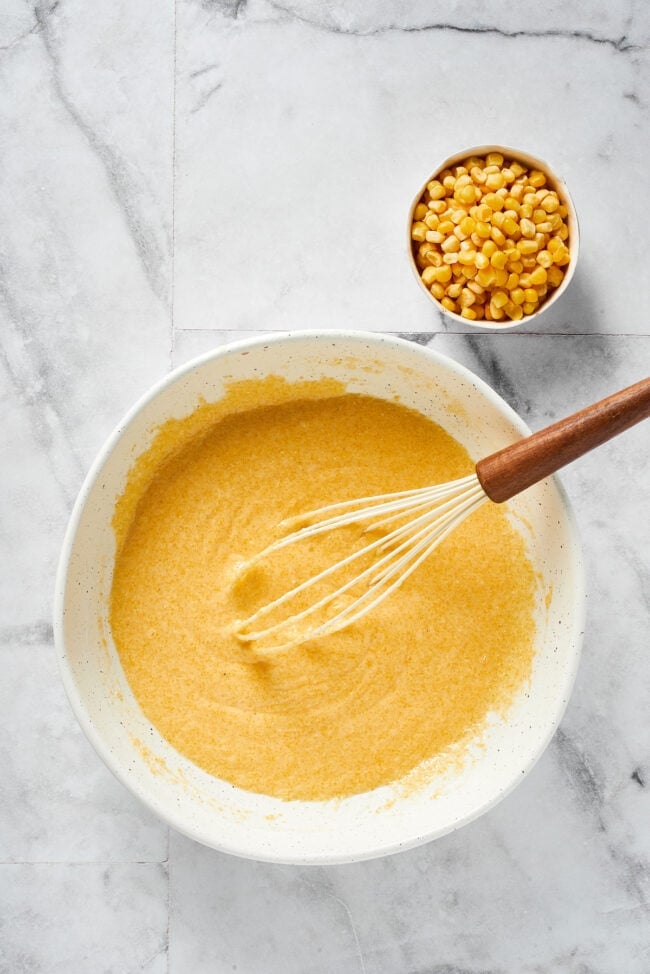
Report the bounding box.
[54,332,584,864]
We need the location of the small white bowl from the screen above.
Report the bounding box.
[54,332,584,863]
[407,145,579,330]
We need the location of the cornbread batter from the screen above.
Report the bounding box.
[110,379,536,801]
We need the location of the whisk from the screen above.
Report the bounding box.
[236,377,650,652]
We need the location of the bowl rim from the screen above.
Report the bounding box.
[407,144,580,332]
[53,330,585,863]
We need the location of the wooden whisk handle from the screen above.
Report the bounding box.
[476,377,650,504]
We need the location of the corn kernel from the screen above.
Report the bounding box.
[475,252,490,269]
[518,239,539,255]
[425,230,444,243]
[490,250,508,269]
[460,264,477,279]
[441,297,458,313]
[488,289,507,309]
[532,208,547,224]
[459,288,476,308]
[459,307,476,320]
[475,221,492,238]
[442,174,456,192]
[458,249,477,265]
[481,239,497,257]
[484,305,493,321]
[443,252,459,264]
[446,282,463,298]
[528,170,547,188]
[558,204,568,218]
[522,301,537,315]
[411,222,427,242]
[435,264,452,283]
[441,235,460,253]
[541,194,559,212]
[536,284,548,298]
[424,211,439,229]
[475,203,493,223]
[477,267,496,288]
[438,219,454,235]
[519,218,536,239]
[529,266,547,285]
[414,203,428,221]
[425,250,443,266]
[520,203,533,220]
[558,224,569,241]
[473,305,485,318]
[536,221,553,234]
[509,183,524,201]
[536,249,553,268]
[519,273,532,288]
[458,184,477,204]
[523,288,538,304]
[547,265,564,287]
[467,280,485,296]
[421,266,438,286]
[454,166,468,177]
[494,268,508,286]
[460,216,476,236]
[552,245,570,264]
[430,282,445,299]
[506,273,519,290]
[427,180,446,200]
[521,257,537,270]
[491,210,505,229]
[490,226,506,246]
[504,302,524,321]
[509,260,524,274]
[485,172,505,190]
[484,193,505,212]
[502,216,519,237]
[510,161,527,177]
[510,287,525,305]
[454,226,468,241]
[501,168,515,184]
[485,152,504,167]
[470,166,487,184]
[504,196,521,212]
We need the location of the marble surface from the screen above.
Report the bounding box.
[1,1,649,971]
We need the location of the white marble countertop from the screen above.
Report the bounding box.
[2,1,650,971]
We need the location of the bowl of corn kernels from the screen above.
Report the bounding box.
[408,146,578,328]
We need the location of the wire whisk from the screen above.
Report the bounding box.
[235,378,650,653]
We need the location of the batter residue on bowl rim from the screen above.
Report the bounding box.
[109,376,537,802]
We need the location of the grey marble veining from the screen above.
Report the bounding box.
[1,0,649,971]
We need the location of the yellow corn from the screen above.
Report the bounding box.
[529,266,547,285]
[425,250,443,266]
[441,235,460,253]
[520,203,533,220]
[424,211,439,229]
[470,166,487,184]
[502,216,519,237]
[475,220,492,238]
[504,302,524,321]
[491,226,506,246]
[440,297,457,312]
[522,301,537,315]
[458,249,477,265]
[411,222,427,242]
[541,194,559,213]
[421,266,438,286]
[481,239,498,258]
[484,193,505,211]
[429,199,447,214]
[457,184,477,204]
[438,219,455,235]
[547,265,564,287]
[510,287,525,305]
[491,210,505,229]
[426,230,444,244]
[427,180,446,200]
[490,250,508,269]
[486,152,504,167]
[430,282,445,299]
[518,239,539,255]
[443,252,459,264]
[523,288,538,304]
[460,216,476,236]
[506,273,519,290]
[477,267,496,288]
[494,268,508,287]
[509,259,524,274]
[475,252,490,269]
[460,307,477,320]
[536,250,553,268]
[442,174,456,192]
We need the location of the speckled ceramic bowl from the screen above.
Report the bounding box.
[54,332,584,863]
[407,145,579,330]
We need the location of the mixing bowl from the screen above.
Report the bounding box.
[54,332,584,864]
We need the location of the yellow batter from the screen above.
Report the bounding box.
[110,379,536,802]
